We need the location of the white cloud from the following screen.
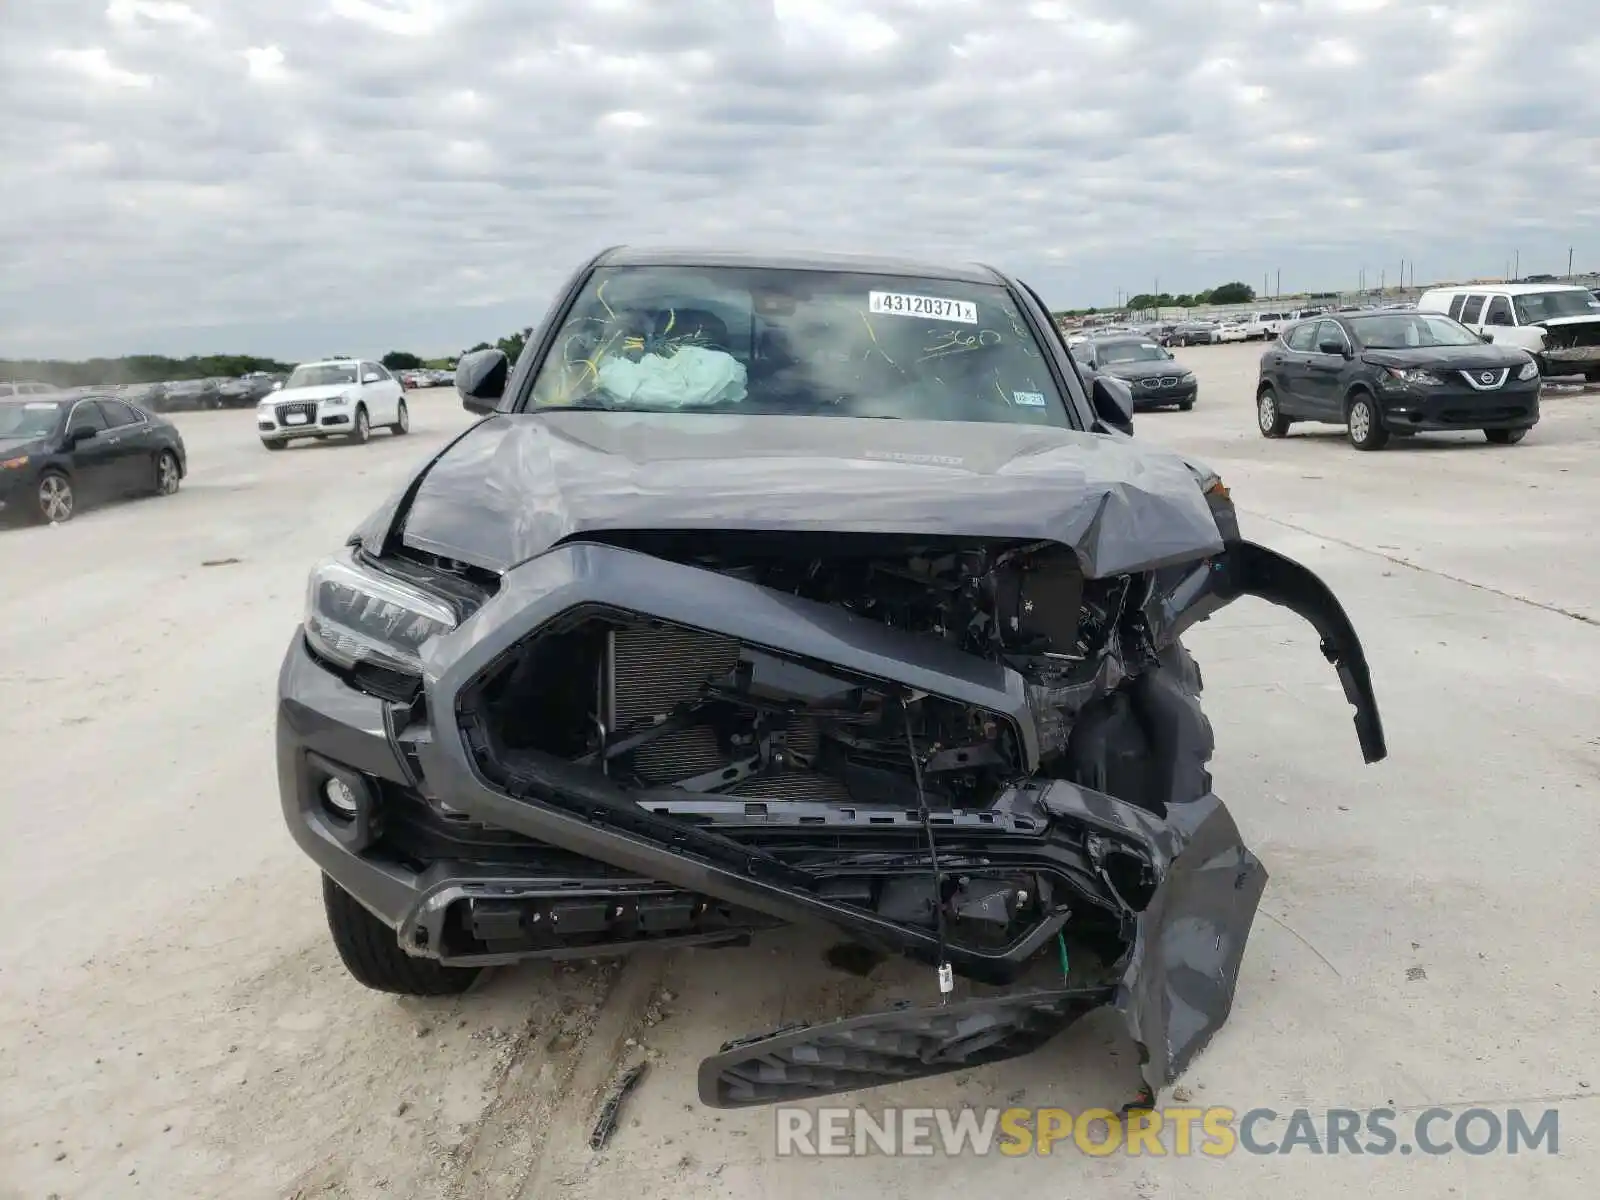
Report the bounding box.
[49,47,155,88]
[242,44,287,81]
[1,0,1597,359]
[327,0,444,37]
[106,0,211,33]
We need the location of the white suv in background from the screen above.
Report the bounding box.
[1416,284,1600,381]
[257,360,409,450]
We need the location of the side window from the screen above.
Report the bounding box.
[1446,294,1465,320]
[364,362,391,381]
[68,402,109,435]
[1484,296,1514,326]
[1315,320,1347,352]
[1459,294,1486,324]
[1285,322,1317,352]
[0,384,13,397]
[96,399,144,428]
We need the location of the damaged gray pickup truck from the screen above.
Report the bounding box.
[277,248,1385,1109]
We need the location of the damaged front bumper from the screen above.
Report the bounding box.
[277,536,1383,1106]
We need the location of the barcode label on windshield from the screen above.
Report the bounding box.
[869,291,978,324]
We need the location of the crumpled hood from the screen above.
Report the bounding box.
[379,411,1225,578]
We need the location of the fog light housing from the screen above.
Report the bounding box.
[323,777,359,819]
[305,752,381,851]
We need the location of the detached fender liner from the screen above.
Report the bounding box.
[700,986,1112,1108]
[1159,539,1387,763]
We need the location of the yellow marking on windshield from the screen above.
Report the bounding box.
[858,311,896,364]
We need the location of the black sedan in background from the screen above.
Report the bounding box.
[216,374,282,408]
[0,393,187,524]
[1256,312,1541,450]
[1074,336,1198,410]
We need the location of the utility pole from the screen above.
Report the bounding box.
[1276,268,1281,298]
[1513,249,1520,279]
[1569,246,1575,280]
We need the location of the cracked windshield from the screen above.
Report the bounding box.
[530,267,1066,424]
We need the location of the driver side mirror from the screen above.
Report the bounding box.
[1317,337,1350,356]
[67,424,98,446]
[1090,375,1134,435]
[1480,331,1495,342]
[455,348,508,414]
[361,372,382,385]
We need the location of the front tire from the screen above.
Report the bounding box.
[154,450,181,496]
[262,438,286,451]
[1257,385,1291,438]
[1485,428,1527,445]
[390,398,410,435]
[35,470,75,524]
[347,406,371,445]
[1178,400,1194,411]
[1346,393,1389,450]
[322,875,480,996]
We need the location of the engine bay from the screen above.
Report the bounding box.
[477,533,1150,812]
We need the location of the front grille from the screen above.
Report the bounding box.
[275,400,318,424]
[1440,405,1529,424]
[1138,376,1181,389]
[1458,368,1510,391]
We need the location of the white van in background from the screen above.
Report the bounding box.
[1416,284,1600,380]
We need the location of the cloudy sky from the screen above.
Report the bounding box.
[3,0,1598,361]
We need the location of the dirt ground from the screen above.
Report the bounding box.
[2,354,1596,1199]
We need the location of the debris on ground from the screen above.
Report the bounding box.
[589,1062,650,1151]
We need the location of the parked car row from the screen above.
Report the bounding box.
[0,354,434,524]
[399,368,454,389]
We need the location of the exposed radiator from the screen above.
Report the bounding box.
[606,624,842,798]
[608,625,741,784]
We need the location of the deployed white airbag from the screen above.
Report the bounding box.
[595,345,748,408]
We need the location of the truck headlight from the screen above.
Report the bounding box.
[304,555,457,675]
[1517,360,1539,381]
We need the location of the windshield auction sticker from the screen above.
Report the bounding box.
[869,291,978,324]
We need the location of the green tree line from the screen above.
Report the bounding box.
[1123,281,1256,311]
[461,327,533,365]
[1051,281,1259,320]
